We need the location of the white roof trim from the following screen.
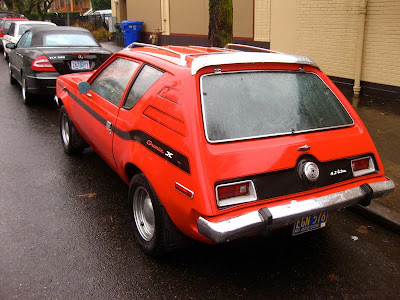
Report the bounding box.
[190,52,319,75]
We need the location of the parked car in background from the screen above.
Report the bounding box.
[0,17,28,50]
[7,25,113,104]
[55,43,395,256]
[2,21,56,60]
[0,11,24,18]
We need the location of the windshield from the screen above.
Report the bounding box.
[19,24,50,35]
[201,71,353,142]
[43,33,98,46]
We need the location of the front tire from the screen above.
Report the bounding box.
[59,106,86,155]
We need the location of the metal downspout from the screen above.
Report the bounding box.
[353,0,368,97]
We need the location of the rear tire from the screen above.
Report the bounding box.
[22,75,34,105]
[4,50,8,61]
[59,106,86,155]
[129,174,168,256]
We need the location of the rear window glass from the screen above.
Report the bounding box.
[124,65,164,109]
[201,71,353,142]
[43,34,98,46]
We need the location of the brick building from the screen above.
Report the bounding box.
[52,0,91,14]
[112,0,400,98]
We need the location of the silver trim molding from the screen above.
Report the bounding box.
[197,178,395,243]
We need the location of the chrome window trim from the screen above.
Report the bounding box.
[200,70,355,144]
[216,180,257,207]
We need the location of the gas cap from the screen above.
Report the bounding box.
[298,160,320,183]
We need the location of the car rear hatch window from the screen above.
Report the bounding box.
[43,34,99,47]
[201,71,354,142]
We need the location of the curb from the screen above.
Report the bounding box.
[350,203,400,234]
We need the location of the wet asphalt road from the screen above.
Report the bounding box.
[0,57,399,300]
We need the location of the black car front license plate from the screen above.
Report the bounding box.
[292,211,328,236]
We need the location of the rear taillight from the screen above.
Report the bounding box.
[31,55,56,72]
[216,180,257,207]
[351,156,375,177]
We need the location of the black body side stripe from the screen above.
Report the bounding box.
[59,83,190,174]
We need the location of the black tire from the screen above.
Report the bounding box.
[9,63,16,85]
[22,75,34,105]
[59,106,86,155]
[4,50,8,61]
[129,173,169,256]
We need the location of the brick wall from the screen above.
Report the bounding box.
[362,0,400,87]
[254,0,271,42]
[296,0,359,79]
[295,0,400,89]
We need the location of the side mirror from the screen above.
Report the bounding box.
[6,42,16,49]
[78,82,91,94]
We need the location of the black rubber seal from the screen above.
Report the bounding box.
[360,184,373,206]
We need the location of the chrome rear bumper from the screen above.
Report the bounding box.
[197,179,395,243]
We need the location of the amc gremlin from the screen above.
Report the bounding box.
[55,43,394,256]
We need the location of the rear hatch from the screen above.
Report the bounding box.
[200,68,382,209]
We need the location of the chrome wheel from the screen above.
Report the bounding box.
[61,112,70,147]
[133,186,155,242]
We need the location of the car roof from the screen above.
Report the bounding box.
[14,21,56,26]
[29,25,90,35]
[26,25,99,47]
[1,18,28,22]
[122,43,320,75]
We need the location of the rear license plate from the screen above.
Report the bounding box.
[292,211,328,236]
[71,60,90,70]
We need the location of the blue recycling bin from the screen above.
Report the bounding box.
[121,20,144,47]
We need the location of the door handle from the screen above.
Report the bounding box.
[105,121,113,131]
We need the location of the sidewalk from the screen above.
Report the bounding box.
[100,40,399,233]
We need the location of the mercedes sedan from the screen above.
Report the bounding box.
[7,25,112,104]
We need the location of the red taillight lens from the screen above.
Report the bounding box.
[217,182,250,200]
[31,55,56,72]
[352,157,370,172]
[351,156,375,177]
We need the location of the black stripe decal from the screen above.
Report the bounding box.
[114,128,190,174]
[59,83,190,174]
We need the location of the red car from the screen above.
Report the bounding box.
[55,43,395,256]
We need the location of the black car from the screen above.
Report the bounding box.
[7,25,113,104]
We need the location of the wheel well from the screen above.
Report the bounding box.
[125,163,142,182]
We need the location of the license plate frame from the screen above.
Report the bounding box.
[292,211,328,236]
[71,60,90,70]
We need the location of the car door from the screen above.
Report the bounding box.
[9,31,31,83]
[2,22,14,46]
[72,57,140,170]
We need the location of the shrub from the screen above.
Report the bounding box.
[92,27,114,41]
[72,20,96,32]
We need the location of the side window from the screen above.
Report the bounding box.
[91,58,139,106]
[8,23,14,35]
[124,65,164,109]
[17,32,32,48]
